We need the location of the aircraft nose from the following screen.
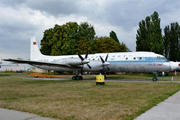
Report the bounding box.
[170,62,180,71]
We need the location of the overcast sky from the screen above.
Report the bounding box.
[0,0,180,60]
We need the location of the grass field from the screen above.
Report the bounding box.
[107,72,180,81]
[0,72,180,120]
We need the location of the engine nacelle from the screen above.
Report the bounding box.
[56,58,89,65]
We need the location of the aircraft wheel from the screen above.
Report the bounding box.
[79,76,83,80]
[152,77,157,82]
[72,76,76,80]
[72,76,83,80]
[76,76,80,80]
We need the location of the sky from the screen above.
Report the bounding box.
[0,0,180,60]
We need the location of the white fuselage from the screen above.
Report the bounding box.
[28,37,179,73]
[32,52,177,73]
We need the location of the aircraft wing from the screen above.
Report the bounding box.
[3,58,70,67]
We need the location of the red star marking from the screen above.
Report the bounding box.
[178,63,180,67]
[33,42,36,45]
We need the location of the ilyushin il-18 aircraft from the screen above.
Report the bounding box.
[3,37,180,81]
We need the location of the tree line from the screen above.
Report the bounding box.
[136,11,180,61]
[40,22,130,56]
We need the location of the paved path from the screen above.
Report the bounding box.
[135,90,180,120]
[0,108,56,120]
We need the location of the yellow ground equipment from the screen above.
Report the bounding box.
[96,73,105,85]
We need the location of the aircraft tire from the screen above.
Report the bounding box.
[76,76,80,80]
[152,77,157,82]
[72,76,83,80]
[72,76,76,80]
[79,76,83,80]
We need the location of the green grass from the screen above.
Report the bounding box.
[0,73,180,120]
[0,74,10,76]
[107,72,180,81]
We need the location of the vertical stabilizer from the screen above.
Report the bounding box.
[30,37,45,60]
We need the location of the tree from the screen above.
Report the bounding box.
[109,31,119,43]
[149,11,164,54]
[51,22,79,55]
[78,22,96,42]
[40,22,97,55]
[40,28,54,55]
[136,11,164,55]
[40,21,130,55]
[119,42,130,52]
[77,22,96,54]
[76,39,92,54]
[40,22,79,55]
[97,37,120,53]
[164,22,180,61]
[136,19,149,51]
[88,37,98,54]
[163,26,170,59]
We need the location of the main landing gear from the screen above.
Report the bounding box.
[72,75,83,80]
[152,72,158,82]
[72,71,83,80]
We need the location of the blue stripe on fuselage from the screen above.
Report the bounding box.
[107,57,166,63]
[108,60,166,63]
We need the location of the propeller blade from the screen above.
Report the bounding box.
[85,50,89,59]
[78,51,92,70]
[99,55,105,63]
[107,66,111,71]
[100,54,110,72]
[87,63,92,69]
[105,54,109,61]
[78,53,84,61]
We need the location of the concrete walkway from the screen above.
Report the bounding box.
[135,90,180,120]
[0,108,56,120]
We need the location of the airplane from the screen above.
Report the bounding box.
[3,37,180,81]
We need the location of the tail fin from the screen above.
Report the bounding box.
[30,37,45,60]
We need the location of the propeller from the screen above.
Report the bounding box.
[99,54,110,72]
[77,50,92,74]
